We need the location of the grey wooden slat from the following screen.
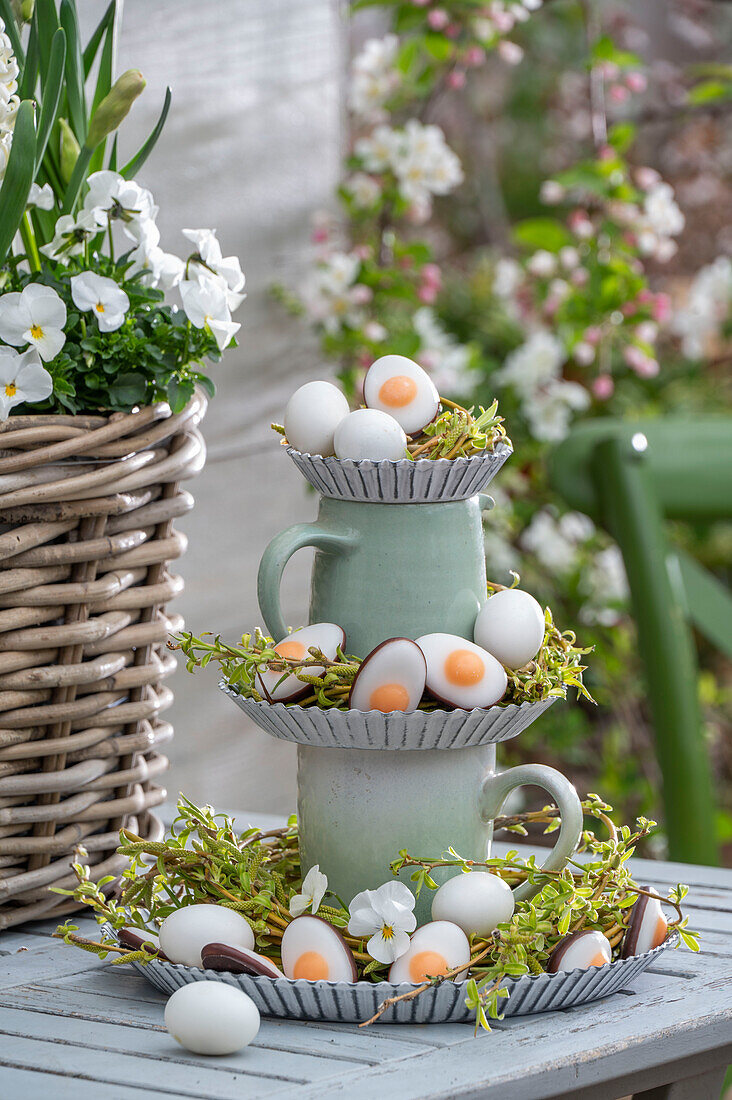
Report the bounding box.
[0,942,104,989]
[0,1064,183,1100]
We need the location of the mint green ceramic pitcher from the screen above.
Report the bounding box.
[257,495,489,655]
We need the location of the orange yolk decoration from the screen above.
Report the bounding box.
[445,649,485,687]
[589,953,609,967]
[409,951,450,982]
[653,914,668,948]
[275,640,306,661]
[369,683,411,712]
[378,375,418,408]
[292,951,329,981]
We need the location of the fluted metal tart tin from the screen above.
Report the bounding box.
[220,680,555,750]
[128,933,677,1025]
[285,442,512,504]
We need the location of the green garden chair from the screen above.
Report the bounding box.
[550,417,732,865]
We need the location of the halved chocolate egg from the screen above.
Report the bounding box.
[363,354,439,435]
[118,927,167,959]
[415,633,507,710]
[280,916,357,982]
[348,638,427,713]
[622,890,668,958]
[547,929,612,973]
[256,623,346,703]
[201,942,284,978]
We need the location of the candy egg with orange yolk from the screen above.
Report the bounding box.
[547,929,612,973]
[348,638,426,713]
[280,916,357,982]
[388,921,471,985]
[363,354,439,435]
[621,891,668,958]
[256,623,346,703]
[415,633,507,710]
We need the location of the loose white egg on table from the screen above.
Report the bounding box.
[431,871,515,937]
[165,981,260,1055]
[280,915,357,982]
[284,380,350,456]
[621,891,668,958]
[388,921,471,984]
[547,929,612,973]
[349,638,427,712]
[415,633,507,710]
[363,354,440,435]
[256,623,346,703]
[201,943,285,978]
[159,904,254,968]
[473,589,545,670]
[334,408,407,461]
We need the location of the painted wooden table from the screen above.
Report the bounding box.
[0,812,731,1100]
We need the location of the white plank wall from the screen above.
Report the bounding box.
[80,0,346,812]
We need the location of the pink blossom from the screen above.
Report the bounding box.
[626,71,647,94]
[427,9,449,29]
[635,320,658,344]
[592,374,615,399]
[465,46,486,67]
[448,70,466,89]
[353,244,371,261]
[445,23,461,38]
[622,300,638,317]
[623,344,659,377]
[421,263,442,288]
[357,350,372,369]
[598,144,615,161]
[412,0,431,6]
[609,84,630,103]
[584,326,602,346]
[491,10,515,32]
[598,61,620,80]
[570,268,589,287]
[311,226,329,244]
[635,166,661,190]
[574,341,595,366]
[498,40,524,64]
[418,284,439,304]
[350,284,373,305]
[637,289,653,304]
[568,209,594,239]
[651,292,672,323]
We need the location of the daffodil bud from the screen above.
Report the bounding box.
[86,69,146,149]
[58,118,80,184]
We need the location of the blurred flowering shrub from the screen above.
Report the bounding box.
[278,0,732,845]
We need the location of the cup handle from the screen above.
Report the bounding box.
[257,522,358,642]
[480,763,583,903]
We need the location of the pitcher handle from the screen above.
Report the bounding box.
[480,763,583,903]
[257,523,358,642]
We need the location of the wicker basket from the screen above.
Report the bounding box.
[0,392,206,929]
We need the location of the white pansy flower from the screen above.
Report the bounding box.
[347,881,417,964]
[349,34,401,121]
[182,228,246,310]
[71,272,130,333]
[41,210,98,261]
[179,276,240,351]
[289,865,328,918]
[127,221,185,289]
[414,307,473,395]
[0,346,53,419]
[27,182,55,211]
[83,170,158,240]
[0,283,67,362]
[673,256,732,359]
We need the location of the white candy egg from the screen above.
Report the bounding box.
[280,915,357,982]
[388,921,470,984]
[473,589,545,670]
[284,380,350,456]
[548,929,612,973]
[416,633,507,709]
[256,623,346,703]
[363,355,439,434]
[165,981,260,1055]
[159,904,254,968]
[349,638,426,712]
[431,871,515,937]
[334,408,407,461]
[622,892,668,958]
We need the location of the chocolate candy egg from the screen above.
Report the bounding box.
[431,871,515,937]
[256,623,346,703]
[334,408,407,461]
[547,929,612,973]
[280,916,357,982]
[389,921,471,984]
[473,589,545,670]
[159,904,254,968]
[622,891,668,958]
[201,943,284,978]
[363,354,439,434]
[164,981,260,1055]
[118,927,166,959]
[349,638,426,713]
[416,633,507,709]
[284,380,349,456]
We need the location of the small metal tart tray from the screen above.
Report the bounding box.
[128,933,677,1025]
[220,681,556,750]
[285,442,512,504]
